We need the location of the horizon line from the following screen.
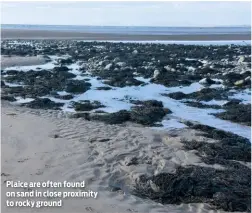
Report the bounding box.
[1,24,251,28]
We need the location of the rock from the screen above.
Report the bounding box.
[224,72,243,85]
[240,70,251,76]
[65,80,91,94]
[195,67,219,75]
[90,110,131,124]
[213,192,250,212]
[187,88,227,101]
[71,100,104,111]
[98,61,104,66]
[135,164,250,212]
[238,56,245,63]
[58,58,73,65]
[54,94,74,100]
[245,76,251,82]
[165,89,226,102]
[96,86,112,90]
[125,157,139,166]
[105,77,142,87]
[199,78,219,85]
[94,110,106,113]
[113,57,120,63]
[1,81,5,87]
[22,98,64,110]
[134,121,251,212]
[214,104,251,126]
[132,50,138,55]
[164,65,171,71]
[104,63,113,70]
[116,62,126,67]
[184,101,222,109]
[130,100,171,126]
[153,70,160,79]
[223,99,241,107]
[234,80,244,86]
[165,92,187,100]
[1,95,16,102]
[5,70,20,75]
[53,66,70,72]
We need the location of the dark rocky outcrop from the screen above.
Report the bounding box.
[130,100,171,126]
[183,101,222,109]
[164,92,187,100]
[166,88,227,102]
[134,165,250,212]
[53,94,74,100]
[65,80,91,94]
[89,110,131,124]
[53,66,70,72]
[1,95,16,102]
[22,98,64,110]
[71,100,104,111]
[213,103,251,126]
[134,122,251,212]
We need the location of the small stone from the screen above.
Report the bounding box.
[234,80,244,86]
[199,78,217,85]
[153,70,160,79]
[104,63,113,70]
[245,76,251,82]
[132,50,138,55]
[238,56,245,63]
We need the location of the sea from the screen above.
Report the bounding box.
[1,24,251,35]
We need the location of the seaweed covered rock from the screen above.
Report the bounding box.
[199,77,221,85]
[71,100,104,111]
[1,95,16,102]
[65,80,91,94]
[90,110,131,124]
[1,81,5,87]
[130,100,171,125]
[187,88,227,101]
[183,101,222,109]
[53,66,70,72]
[166,88,227,102]
[213,103,251,126]
[134,123,251,212]
[134,165,250,212]
[53,94,74,100]
[164,92,187,100]
[183,122,251,162]
[22,98,64,110]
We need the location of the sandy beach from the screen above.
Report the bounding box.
[2,101,247,213]
[1,29,251,41]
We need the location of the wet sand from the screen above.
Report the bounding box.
[1,29,251,41]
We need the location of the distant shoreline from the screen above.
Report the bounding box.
[1,29,251,41]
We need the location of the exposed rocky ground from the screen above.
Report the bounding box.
[1,40,251,212]
[134,122,251,212]
[1,40,251,127]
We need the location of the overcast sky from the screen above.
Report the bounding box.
[1,1,251,26]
